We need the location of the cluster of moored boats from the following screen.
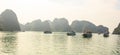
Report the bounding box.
[66,31,92,38]
[44,31,109,38]
[67,31,109,38]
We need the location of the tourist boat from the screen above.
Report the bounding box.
[67,31,76,36]
[44,31,52,34]
[103,34,109,37]
[82,31,92,38]
[103,31,109,37]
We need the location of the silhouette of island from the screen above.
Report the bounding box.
[113,23,120,34]
[52,18,71,32]
[0,9,20,31]
[97,25,109,34]
[22,19,52,31]
[20,18,109,33]
[71,20,109,33]
[71,20,97,33]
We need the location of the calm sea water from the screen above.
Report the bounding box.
[0,31,120,55]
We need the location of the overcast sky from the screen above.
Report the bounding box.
[0,0,120,32]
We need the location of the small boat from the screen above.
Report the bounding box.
[67,31,76,36]
[103,31,109,37]
[82,32,92,38]
[44,31,52,34]
[103,34,109,37]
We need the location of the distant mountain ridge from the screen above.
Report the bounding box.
[20,18,109,33]
[0,9,20,31]
[0,9,109,33]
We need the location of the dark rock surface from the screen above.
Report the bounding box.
[113,23,120,34]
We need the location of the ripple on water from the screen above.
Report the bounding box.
[0,32,119,55]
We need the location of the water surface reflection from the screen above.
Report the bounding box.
[0,32,17,55]
[0,32,120,55]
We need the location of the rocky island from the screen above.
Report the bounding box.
[0,9,21,31]
[113,23,120,34]
[20,18,109,33]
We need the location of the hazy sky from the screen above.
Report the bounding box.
[0,0,120,32]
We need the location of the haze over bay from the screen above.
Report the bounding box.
[0,0,120,32]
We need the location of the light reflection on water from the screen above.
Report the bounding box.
[0,32,17,55]
[0,31,120,55]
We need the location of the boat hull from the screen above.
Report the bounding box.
[67,32,76,36]
[83,33,92,38]
[44,31,52,34]
[103,34,109,37]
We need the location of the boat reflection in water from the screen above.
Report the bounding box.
[1,32,17,55]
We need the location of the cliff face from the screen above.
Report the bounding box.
[0,9,20,31]
[113,23,120,34]
[71,20,109,33]
[52,18,71,32]
[71,20,97,33]
[22,18,71,32]
[97,25,109,33]
[0,15,3,30]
